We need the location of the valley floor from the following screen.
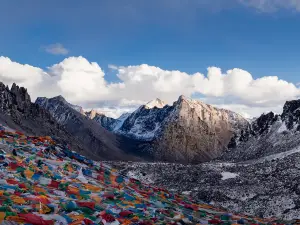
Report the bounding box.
[108,147,300,220]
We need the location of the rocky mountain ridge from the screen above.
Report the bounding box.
[144,98,167,109]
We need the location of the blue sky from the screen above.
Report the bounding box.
[1,0,300,117]
[1,0,300,82]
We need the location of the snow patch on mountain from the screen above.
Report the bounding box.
[125,120,161,140]
[277,121,288,133]
[253,146,300,164]
[112,113,131,131]
[221,172,239,180]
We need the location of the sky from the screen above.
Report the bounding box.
[1,0,300,118]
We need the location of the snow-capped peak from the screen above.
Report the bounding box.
[145,98,166,109]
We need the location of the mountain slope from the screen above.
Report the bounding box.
[97,96,249,163]
[221,99,300,162]
[92,113,120,131]
[35,96,150,161]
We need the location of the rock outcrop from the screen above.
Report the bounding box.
[85,109,99,119]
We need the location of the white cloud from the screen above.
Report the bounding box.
[43,43,69,55]
[212,103,283,119]
[108,64,118,70]
[0,56,46,92]
[193,68,300,106]
[47,56,110,102]
[0,55,299,118]
[238,0,300,12]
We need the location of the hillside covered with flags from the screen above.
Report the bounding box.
[0,124,296,225]
[0,126,296,225]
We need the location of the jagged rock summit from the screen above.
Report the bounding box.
[145,98,166,109]
[85,109,101,119]
[0,82,85,153]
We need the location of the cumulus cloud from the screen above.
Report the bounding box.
[238,0,300,12]
[47,56,110,102]
[193,68,300,106]
[0,55,299,118]
[43,43,69,55]
[212,103,283,119]
[0,56,46,91]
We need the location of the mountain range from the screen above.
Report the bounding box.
[36,93,248,163]
[3,81,300,218]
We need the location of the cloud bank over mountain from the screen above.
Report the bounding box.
[0,56,299,118]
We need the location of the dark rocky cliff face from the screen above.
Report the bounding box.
[0,82,84,153]
[282,99,300,130]
[92,114,118,131]
[227,112,278,149]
